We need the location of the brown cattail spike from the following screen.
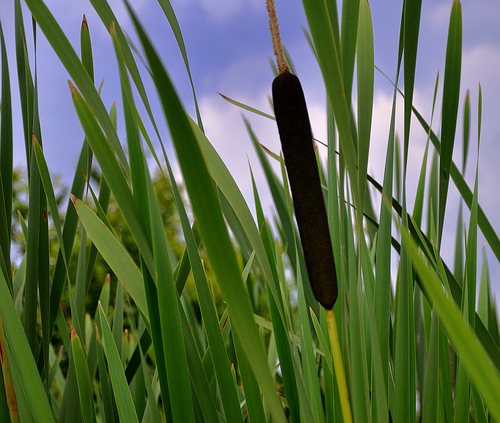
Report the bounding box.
[272,72,338,309]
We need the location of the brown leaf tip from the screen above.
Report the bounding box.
[32,133,43,151]
[68,80,77,99]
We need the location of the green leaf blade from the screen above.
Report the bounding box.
[438,0,462,245]
[126,5,286,422]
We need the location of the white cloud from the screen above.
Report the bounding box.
[198,89,280,217]
[460,44,500,232]
[206,54,270,99]
[464,1,500,29]
[429,2,453,30]
[366,89,430,187]
[462,44,500,125]
[196,65,330,221]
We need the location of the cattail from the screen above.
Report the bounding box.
[268,0,337,309]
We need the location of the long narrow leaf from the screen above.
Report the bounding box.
[438,0,462,245]
[97,304,139,423]
[400,226,500,421]
[71,329,95,423]
[71,196,148,321]
[165,158,244,422]
[0,21,13,287]
[69,83,154,275]
[125,5,286,421]
[0,272,53,420]
[356,0,374,213]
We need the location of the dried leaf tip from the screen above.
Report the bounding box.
[82,14,88,29]
[31,133,40,148]
[266,0,289,74]
[69,193,77,206]
[71,325,77,339]
[68,80,77,98]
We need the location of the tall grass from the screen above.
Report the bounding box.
[0,0,499,421]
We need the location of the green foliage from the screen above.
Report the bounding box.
[0,0,499,421]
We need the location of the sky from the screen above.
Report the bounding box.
[1,0,500,306]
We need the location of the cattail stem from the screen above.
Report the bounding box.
[326,309,353,423]
[266,0,289,74]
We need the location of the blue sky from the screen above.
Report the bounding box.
[2,0,500,305]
